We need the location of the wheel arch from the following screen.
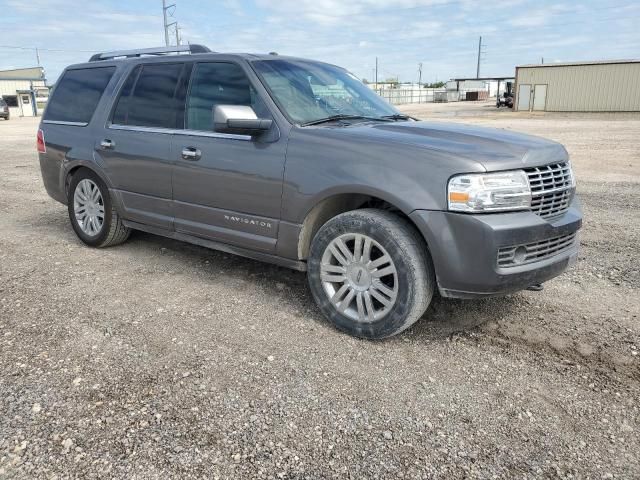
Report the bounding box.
[296,190,427,261]
[63,161,114,202]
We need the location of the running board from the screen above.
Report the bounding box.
[122,220,307,272]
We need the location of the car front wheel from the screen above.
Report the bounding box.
[307,209,434,339]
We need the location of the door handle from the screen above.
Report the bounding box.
[181,147,202,161]
[100,139,115,150]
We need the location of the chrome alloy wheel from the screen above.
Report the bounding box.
[73,179,105,236]
[320,233,398,322]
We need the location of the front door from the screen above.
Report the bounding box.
[517,84,531,111]
[19,93,34,116]
[171,62,287,253]
[97,62,188,229]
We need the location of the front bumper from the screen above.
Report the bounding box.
[410,196,582,298]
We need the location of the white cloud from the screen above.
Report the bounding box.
[1,0,639,85]
[509,9,551,27]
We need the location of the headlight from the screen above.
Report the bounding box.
[448,170,531,212]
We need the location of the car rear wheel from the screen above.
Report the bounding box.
[307,209,434,339]
[67,169,130,248]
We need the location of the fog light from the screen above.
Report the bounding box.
[513,246,527,264]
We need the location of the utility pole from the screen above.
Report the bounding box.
[375,57,378,89]
[476,36,482,78]
[175,23,182,45]
[418,62,422,87]
[162,0,176,46]
[35,48,41,67]
[541,57,544,64]
[162,0,169,46]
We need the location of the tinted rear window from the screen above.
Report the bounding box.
[112,63,183,129]
[112,65,140,125]
[44,67,115,124]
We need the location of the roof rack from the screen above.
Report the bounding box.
[89,44,211,62]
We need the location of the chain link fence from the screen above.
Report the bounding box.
[373,88,485,105]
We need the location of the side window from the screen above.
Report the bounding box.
[112,65,140,125]
[112,63,183,129]
[44,67,115,124]
[186,62,266,132]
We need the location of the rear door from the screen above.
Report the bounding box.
[170,61,286,252]
[97,62,189,229]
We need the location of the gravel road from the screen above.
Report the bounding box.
[1,104,638,479]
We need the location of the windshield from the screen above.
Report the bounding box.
[252,59,399,125]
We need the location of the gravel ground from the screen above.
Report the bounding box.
[1,104,638,479]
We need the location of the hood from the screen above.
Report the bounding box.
[326,120,568,171]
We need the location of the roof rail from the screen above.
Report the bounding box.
[89,44,211,62]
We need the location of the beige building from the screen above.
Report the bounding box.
[514,60,640,112]
[0,67,49,117]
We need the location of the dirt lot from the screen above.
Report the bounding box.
[1,103,638,479]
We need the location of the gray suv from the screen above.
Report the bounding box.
[38,45,582,338]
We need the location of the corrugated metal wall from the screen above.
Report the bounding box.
[515,63,640,112]
[0,79,36,96]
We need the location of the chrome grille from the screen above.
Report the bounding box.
[525,162,574,219]
[498,232,577,268]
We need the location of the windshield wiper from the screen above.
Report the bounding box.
[301,114,392,126]
[380,114,415,121]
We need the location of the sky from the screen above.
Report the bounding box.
[0,0,639,84]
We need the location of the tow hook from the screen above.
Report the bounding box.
[527,283,544,292]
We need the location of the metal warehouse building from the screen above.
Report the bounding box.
[514,60,640,112]
[0,67,49,117]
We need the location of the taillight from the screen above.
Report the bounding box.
[37,129,46,153]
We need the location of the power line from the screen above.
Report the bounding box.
[205,1,640,31]
[0,45,95,53]
[2,8,637,64]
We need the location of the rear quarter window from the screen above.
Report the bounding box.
[44,67,115,124]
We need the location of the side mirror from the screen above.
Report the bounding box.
[213,105,273,136]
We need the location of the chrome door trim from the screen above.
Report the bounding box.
[108,124,174,135]
[42,120,88,127]
[108,123,251,141]
[177,128,252,141]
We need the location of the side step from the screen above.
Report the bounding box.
[122,220,307,272]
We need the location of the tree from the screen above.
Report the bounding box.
[425,81,445,88]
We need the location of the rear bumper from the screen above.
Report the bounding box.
[410,197,582,298]
[39,152,67,204]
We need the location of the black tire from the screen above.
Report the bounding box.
[307,209,434,339]
[67,169,130,248]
